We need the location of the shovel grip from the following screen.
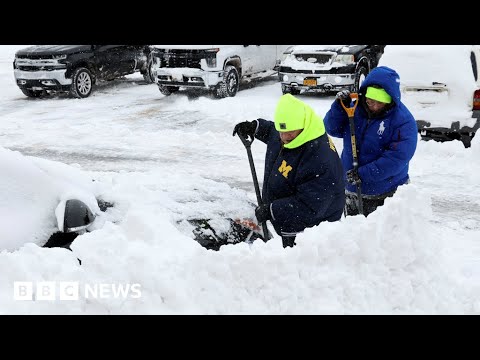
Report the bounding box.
[238,133,254,148]
[340,92,359,117]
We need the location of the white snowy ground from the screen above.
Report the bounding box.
[0,45,479,314]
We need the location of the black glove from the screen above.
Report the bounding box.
[335,89,352,107]
[232,120,257,140]
[255,203,271,224]
[346,169,361,185]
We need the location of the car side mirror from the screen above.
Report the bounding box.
[63,199,96,233]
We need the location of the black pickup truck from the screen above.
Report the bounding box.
[278,45,386,95]
[13,45,154,98]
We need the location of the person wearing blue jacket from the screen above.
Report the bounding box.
[324,66,418,217]
[233,94,345,248]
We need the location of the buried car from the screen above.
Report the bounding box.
[378,45,480,148]
[187,217,272,251]
[277,45,385,95]
[0,146,112,252]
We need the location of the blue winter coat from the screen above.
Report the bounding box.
[324,66,418,196]
[255,118,345,237]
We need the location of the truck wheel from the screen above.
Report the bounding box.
[70,67,93,98]
[142,55,156,83]
[214,65,239,98]
[158,85,179,96]
[353,65,368,92]
[21,89,45,98]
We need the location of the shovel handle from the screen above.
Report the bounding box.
[340,92,359,117]
[238,133,254,148]
[236,132,270,242]
[340,92,364,215]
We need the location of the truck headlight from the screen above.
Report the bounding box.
[334,54,355,65]
[205,48,219,68]
[206,57,217,67]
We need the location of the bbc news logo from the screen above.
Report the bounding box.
[13,281,142,301]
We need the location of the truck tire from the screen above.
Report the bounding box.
[158,85,179,96]
[214,65,239,98]
[353,65,368,92]
[70,67,94,98]
[142,55,156,83]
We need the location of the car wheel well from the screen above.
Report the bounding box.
[70,62,97,83]
[356,57,371,72]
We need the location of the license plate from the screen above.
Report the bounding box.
[303,79,317,86]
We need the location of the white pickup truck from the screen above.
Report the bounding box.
[150,45,291,98]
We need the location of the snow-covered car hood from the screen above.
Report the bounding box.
[0,146,101,251]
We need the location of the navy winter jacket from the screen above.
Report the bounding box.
[255,119,345,237]
[324,66,418,196]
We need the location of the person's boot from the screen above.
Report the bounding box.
[282,236,296,248]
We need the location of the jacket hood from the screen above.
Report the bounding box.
[274,94,325,149]
[359,66,401,105]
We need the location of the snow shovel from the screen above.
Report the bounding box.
[236,132,271,242]
[340,93,364,215]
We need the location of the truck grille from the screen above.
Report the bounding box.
[294,53,333,64]
[17,66,60,71]
[158,49,209,69]
[15,58,66,71]
[16,54,58,60]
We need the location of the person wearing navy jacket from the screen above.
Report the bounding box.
[233,94,345,248]
[324,66,418,217]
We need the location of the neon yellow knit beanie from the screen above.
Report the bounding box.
[365,86,392,104]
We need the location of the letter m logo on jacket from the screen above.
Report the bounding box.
[278,160,293,178]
